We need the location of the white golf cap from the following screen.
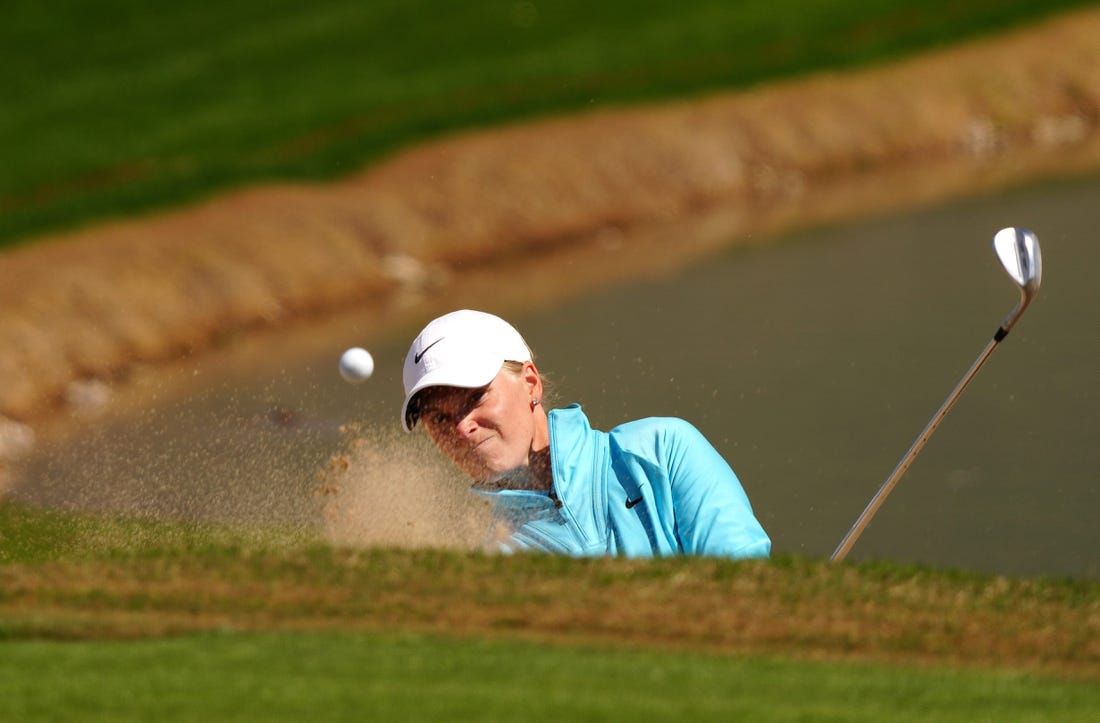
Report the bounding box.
[400,309,532,431]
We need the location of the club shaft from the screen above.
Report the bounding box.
[831,331,1004,562]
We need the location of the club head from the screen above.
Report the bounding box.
[993,227,1042,333]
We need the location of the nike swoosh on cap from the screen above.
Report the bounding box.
[414,337,444,364]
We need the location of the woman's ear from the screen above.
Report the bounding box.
[522,361,543,403]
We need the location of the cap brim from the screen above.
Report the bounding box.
[400,356,504,431]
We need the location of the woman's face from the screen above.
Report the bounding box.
[419,363,547,482]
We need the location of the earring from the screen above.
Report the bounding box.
[531,398,540,408]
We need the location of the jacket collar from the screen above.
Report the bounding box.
[547,404,608,548]
[469,405,609,552]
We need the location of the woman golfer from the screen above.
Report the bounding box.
[401,309,770,558]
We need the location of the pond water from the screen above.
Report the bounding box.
[13,174,1098,579]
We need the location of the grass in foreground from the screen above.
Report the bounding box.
[2,631,1098,722]
[1,501,1096,719]
[2,0,1095,245]
[2,502,1096,677]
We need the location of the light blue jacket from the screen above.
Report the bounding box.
[475,404,770,558]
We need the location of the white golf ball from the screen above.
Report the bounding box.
[339,347,374,383]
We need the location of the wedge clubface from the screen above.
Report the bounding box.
[831,227,1043,562]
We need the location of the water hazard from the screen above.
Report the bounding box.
[12,175,1099,578]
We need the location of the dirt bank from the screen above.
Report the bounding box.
[2,7,1099,427]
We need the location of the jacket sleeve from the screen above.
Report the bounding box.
[660,419,771,558]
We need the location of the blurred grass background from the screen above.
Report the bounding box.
[1,0,1094,247]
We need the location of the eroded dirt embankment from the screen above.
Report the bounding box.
[2,7,1100,430]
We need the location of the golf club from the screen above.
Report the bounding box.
[831,227,1043,562]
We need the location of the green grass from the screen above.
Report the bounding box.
[1,501,1097,718]
[2,0,1095,245]
[1,631,1097,722]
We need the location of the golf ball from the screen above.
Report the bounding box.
[339,347,374,383]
